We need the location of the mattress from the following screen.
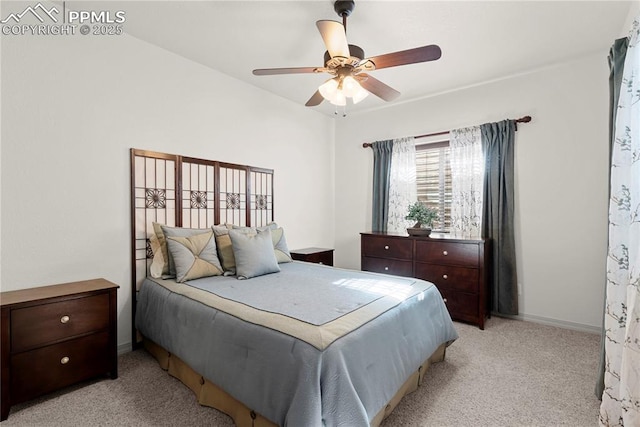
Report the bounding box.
[135,261,458,426]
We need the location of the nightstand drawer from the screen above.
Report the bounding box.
[11,293,110,353]
[415,263,479,293]
[362,235,412,260]
[11,331,110,403]
[415,241,479,267]
[300,251,333,265]
[362,256,413,277]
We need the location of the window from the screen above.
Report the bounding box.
[415,141,451,232]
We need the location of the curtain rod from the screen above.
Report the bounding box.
[362,115,532,148]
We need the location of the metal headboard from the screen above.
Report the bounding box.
[130,149,274,347]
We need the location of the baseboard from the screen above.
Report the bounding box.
[118,342,132,355]
[497,313,602,334]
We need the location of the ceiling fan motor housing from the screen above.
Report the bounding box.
[323,44,364,65]
[334,1,355,17]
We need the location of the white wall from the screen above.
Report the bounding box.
[1,32,335,351]
[334,53,610,331]
[621,1,639,36]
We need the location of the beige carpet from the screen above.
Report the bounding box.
[2,317,601,426]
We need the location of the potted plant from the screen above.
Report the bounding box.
[405,202,439,237]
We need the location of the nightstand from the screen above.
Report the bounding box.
[290,247,334,266]
[1,278,119,420]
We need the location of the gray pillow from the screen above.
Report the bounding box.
[228,228,280,280]
[270,226,292,263]
[161,225,211,277]
[212,225,236,275]
[230,223,292,263]
[166,231,223,282]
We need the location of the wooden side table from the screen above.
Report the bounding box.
[1,278,119,420]
[290,247,334,266]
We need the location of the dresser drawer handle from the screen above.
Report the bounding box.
[384,267,389,271]
[443,250,448,256]
[443,298,448,303]
[60,315,70,324]
[384,245,389,250]
[60,356,70,365]
[443,274,448,280]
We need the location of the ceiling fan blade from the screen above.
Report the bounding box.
[305,90,324,107]
[365,45,441,70]
[357,74,400,102]
[253,67,320,76]
[316,20,349,58]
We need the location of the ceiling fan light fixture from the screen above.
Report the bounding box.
[318,78,346,105]
[318,78,339,99]
[341,76,359,97]
[319,76,368,105]
[351,84,369,104]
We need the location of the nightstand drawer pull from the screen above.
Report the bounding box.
[384,267,389,271]
[443,274,448,280]
[60,315,70,324]
[384,245,389,250]
[443,250,448,256]
[60,356,70,365]
[443,298,448,303]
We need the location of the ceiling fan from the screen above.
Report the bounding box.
[252,0,441,110]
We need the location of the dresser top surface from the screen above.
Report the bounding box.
[1,278,119,307]
[361,231,486,244]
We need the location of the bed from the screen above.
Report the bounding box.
[130,149,458,426]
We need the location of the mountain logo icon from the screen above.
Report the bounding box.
[1,3,59,24]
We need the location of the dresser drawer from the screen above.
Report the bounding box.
[414,263,479,293]
[438,288,479,321]
[362,256,413,277]
[11,331,110,403]
[11,293,110,353]
[362,235,413,260]
[415,240,479,267]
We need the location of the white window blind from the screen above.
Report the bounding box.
[415,141,451,232]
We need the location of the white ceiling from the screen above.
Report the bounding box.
[96,1,632,116]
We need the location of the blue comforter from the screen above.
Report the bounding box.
[135,262,457,426]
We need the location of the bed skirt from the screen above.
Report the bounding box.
[142,337,447,427]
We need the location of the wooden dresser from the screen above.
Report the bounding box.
[361,232,490,329]
[1,278,119,420]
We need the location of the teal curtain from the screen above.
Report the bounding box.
[371,140,394,232]
[596,36,629,400]
[481,120,518,315]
